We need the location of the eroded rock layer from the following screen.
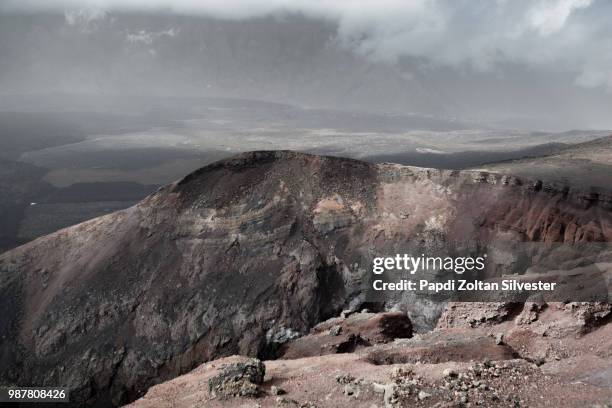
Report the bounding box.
[0,151,610,406]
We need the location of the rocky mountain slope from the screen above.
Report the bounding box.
[474,135,612,190]
[0,151,610,406]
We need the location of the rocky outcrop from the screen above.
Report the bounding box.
[128,320,612,408]
[362,330,517,365]
[0,151,610,406]
[129,302,612,407]
[279,311,413,359]
[207,358,265,399]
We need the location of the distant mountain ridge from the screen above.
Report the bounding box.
[475,134,612,190]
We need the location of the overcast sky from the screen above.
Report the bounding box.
[2,0,611,90]
[1,0,611,129]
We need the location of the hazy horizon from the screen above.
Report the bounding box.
[1,1,612,130]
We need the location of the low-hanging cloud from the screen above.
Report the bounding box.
[126,28,178,45]
[1,0,611,90]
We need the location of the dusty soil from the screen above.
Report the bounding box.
[129,302,612,408]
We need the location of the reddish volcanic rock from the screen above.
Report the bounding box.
[279,311,413,359]
[361,329,517,365]
[0,151,610,406]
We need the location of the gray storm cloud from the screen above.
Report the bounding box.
[2,0,611,90]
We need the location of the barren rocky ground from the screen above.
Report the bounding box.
[1,151,610,407]
[129,302,612,408]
